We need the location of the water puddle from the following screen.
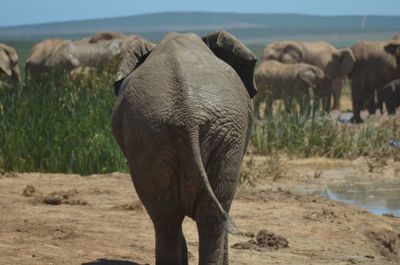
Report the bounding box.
[325,182,400,217]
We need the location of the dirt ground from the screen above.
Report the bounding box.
[1,157,400,265]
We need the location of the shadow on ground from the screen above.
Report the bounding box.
[82,259,144,265]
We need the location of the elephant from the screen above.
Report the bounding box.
[381,79,400,115]
[26,37,129,74]
[44,38,124,71]
[263,40,355,111]
[25,38,71,75]
[0,43,21,82]
[349,40,400,123]
[254,60,325,118]
[393,34,400,41]
[112,31,257,265]
[26,33,153,76]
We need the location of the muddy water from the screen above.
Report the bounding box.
[325,182,400,217]
[290,160,400,217]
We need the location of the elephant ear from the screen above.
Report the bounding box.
[0,46,12,76]
[114,38,154,96]
[282,42,304,63]
[299,66,324,88]
[202,31,258,98]
[337,48,355,76]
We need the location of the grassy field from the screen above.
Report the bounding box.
[1,60,400,175]
[0,64,127,175]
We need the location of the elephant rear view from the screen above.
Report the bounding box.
[112,32,257,265]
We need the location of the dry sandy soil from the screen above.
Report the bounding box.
[1,157,400,265]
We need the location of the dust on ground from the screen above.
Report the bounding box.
[1,157,400,265]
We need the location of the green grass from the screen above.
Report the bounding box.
[251,111,400,160]
[1,60,400,175]
[0,64,127,175]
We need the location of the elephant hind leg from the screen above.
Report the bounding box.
[154,220,187,265]
[195,145,243,265]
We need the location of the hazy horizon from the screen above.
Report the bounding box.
[1,0,400,27]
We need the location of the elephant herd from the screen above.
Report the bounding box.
[25,32,155,77]
[2,32,400,122]
[255,34,400,122]
[0,31,154,82]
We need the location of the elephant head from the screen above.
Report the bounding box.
[202,31,258,98]
[298,65,325,89]
[324,48,355,79]
[263,41,304,64]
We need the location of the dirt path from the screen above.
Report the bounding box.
[1,158,400,265]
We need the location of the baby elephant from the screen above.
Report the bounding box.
[254,60,325,118]
[381,79,400,115]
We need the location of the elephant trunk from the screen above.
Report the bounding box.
[187,126,239,235]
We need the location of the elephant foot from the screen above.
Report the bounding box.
[350,115,363,124]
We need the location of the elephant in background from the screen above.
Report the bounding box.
[254,60,325,118]
[112,31,257,265]
[26,33,152,76]
[381,79,400,115]
[263,40,355,111]
[44,38,124,71]
[349,40,400,123]
[393,34,400,41]
[25,38,71,75]
[0,43,21,83]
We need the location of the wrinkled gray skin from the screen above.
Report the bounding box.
[349,40,400,123]
[381,79,400,115]
[263,40,355,111]
[0,43,21,82]
[254,60,325,118]
[112,31,257,265]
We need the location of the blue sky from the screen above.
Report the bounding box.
[1,0,399,27]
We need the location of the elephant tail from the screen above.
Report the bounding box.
[187,126,239,235]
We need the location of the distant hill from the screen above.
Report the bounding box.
[1,12,399,47]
